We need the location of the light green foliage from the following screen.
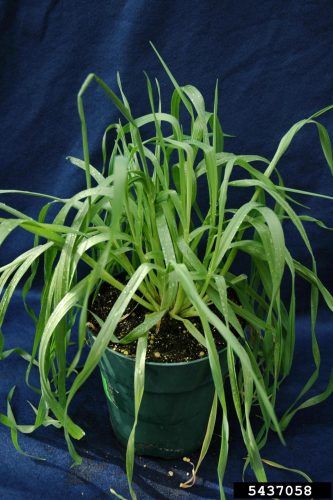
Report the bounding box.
[0,47,333,498]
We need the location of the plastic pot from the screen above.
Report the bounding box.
[96,337,227,459]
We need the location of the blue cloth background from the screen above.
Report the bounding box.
[0,1,332,498]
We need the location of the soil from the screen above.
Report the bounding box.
[88,282,237,363]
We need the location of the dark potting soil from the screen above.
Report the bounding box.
[88,282,232,363]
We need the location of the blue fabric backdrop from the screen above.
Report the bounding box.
[0,1,332,498]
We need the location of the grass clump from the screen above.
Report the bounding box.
[1,45,333,499]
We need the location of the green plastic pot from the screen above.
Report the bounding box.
[96,337,227,459]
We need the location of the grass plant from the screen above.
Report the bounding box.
[1,46,333,499]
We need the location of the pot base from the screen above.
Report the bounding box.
[98,345,227,459]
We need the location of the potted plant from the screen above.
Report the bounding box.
[1,46,333,499]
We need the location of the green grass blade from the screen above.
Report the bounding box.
[125,334,148,500]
